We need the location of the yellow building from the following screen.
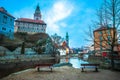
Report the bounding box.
[94,26,117,54]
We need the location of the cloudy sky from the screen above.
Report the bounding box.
[0,0,103,48]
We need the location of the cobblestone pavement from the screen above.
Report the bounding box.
[1,66,120,80]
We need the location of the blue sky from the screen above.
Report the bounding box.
[0,0,103,48]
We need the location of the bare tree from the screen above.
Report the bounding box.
[86,0,120,70]
[103,0,120,70]
[51,33,64,47]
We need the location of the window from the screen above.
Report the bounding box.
[10,18,13,25]
[10,18,12,22]
[100,42,102,50]
[99,31,102,35]
[18,26,20,29]
[17,22,20,25]
[107,30,110,35]
[2,27,6,30]
[3,15,7,23]
[99,36,103,41]
[108,36,111,40]
[99,31,102,34]
[9,30,11,32]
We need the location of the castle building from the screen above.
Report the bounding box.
[15,5,46,34]
[0,7,15,39]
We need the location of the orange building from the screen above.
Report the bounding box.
[94,26,117,55]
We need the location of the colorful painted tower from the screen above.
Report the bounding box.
[66,32,69,47]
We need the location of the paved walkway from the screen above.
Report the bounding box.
[1,66,120,80]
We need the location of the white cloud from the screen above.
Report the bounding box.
[11,1,96,48]
[44,1,74,35]
[13,1,74,36]
[59,22,67,28]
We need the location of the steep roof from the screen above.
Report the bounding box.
[0,7,15,19]
[15,18,46,24]
[35,4,41,14]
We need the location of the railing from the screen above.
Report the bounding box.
[0,54,55,63]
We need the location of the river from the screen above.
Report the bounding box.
[60,57,88,68]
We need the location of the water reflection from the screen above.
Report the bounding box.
[60,57,88,68]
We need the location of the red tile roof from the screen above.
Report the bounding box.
[94,26,107,31]
[94,26,114,32]
[0,7,15,18]
[16,18,46,24]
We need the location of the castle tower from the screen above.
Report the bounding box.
[34,4,42,20]
[66,32,69,47]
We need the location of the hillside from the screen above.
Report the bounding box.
[0,32,50,51]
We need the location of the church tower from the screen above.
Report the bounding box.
[34,4,42,20]
[66,32,69,47]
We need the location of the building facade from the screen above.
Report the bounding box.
[94,26,117,54]
[15,5,46,34]
[0,7,15,39]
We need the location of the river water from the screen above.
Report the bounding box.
[60,57,88,68]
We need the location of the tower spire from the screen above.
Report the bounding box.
[34,4,42,20]
[66,32,69,47]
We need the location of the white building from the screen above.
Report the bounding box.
[58,48,66,56]
[15,5,46,34]
[57,41,69,56]
[0,7,15,39]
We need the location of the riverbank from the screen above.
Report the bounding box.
[0,55,58,78]
[1,66,120,80]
